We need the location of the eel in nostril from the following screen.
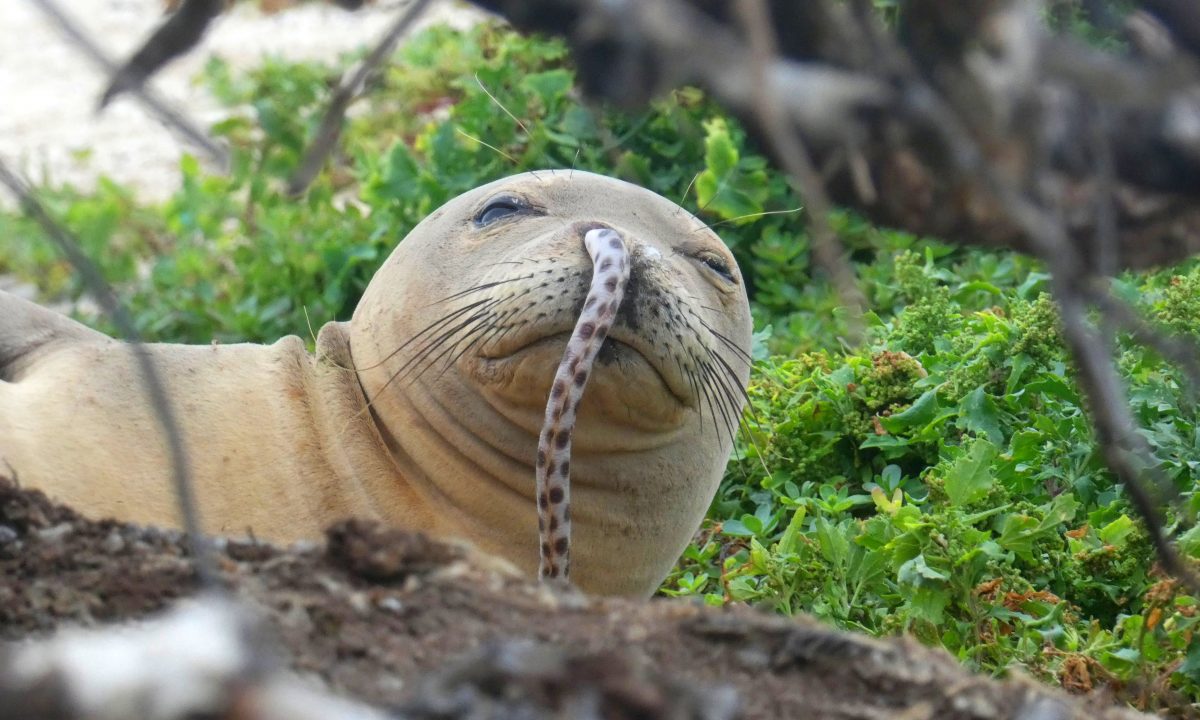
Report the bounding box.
[535,227,630,581]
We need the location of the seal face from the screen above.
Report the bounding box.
[351,170,753,595]
[0,169,752,597]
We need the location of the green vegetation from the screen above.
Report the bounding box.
[1,21,1196,713]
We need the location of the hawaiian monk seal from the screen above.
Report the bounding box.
[0,170,752,596]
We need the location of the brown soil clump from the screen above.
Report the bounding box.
[0,478,1148,719]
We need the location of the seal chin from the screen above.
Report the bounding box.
[471,331,690,431]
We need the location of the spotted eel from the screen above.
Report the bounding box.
[536,227,629,581]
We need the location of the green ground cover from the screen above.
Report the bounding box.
[1,21,1196,713]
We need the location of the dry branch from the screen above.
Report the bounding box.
[100,0,224,108]
[287,0,436,196]
[0,159,218,589]
[468,0,1200,271]
[29,0,229,168]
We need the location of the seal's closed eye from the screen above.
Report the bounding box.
[475,195,525,226]
[694,251,736,284]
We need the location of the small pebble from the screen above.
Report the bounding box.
[35,522,73,543]
[101,530,125,554]
[376,596,404,614]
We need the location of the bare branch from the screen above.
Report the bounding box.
[0,159,219,590]
[733,0,866,345]
[29,0,229,170]
[287,0,435,197]
[100,0,224,109]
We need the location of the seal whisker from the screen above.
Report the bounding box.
[705,352,749,428]
[679,170,701,206]
[702,345,762,469]
[696,315,754,365]
[456,128,520,166]
[699,361,739,447]
[339,311,499,437]
[475,73,531,136]
[682,363,706,433]
[476,313,531,356]
[338,307,498,440]
[371,306,500,400]
[428,275,534,306]
[393,310,498,385]
[409,289,541,382]
[461,320,513,362]
[354,297,500,372]
[695,362,722,441]
[700,355,739,444]
[690,206,803,233]
[429,313,516,381]
[380,280,538,376]
[704,345,754,406]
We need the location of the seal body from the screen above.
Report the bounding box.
[0,170,752,596]
[0,306,427,540]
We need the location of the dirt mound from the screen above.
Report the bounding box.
[0,478,1148,719]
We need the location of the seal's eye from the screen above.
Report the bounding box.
[476,196,524,226]
[696,251,736,283]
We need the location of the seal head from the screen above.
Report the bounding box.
[351,170,752,595]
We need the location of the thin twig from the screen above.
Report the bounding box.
[29,0,229,169]
[1090,106,1118,278]
[0,158,219,591]
[732,0,867,346]
[286,0,433,196]
[100,0,223,109]
[1085,281,1200,398]
[1053,285,1199,591]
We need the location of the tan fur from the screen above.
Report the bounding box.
[0,170,752,596]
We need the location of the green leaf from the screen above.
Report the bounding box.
[879,389,939,433]
[1180,641,1200,682]
[907,587,949,625]
[721,518,754,537]
[1024,373,1080,404]
[520,69,573,109]
[1097,514,1135,547]
[694,117,767,221]
[957,385,1004,444]
[1108,647,1142,665]
[816,517,850,568]
[998,493,1080,560]
[943,439,997,507]
[898,554,949,583]
[1179,523,1200,558]
[1006,353,1034,396]
[776,504,808,556]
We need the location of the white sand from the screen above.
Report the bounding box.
[0,0,484,201]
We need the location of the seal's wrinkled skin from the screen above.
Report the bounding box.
[0,170,752,596]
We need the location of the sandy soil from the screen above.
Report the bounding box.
[0,478,1159,719]
[0,0,483,202]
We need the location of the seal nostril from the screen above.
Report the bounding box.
[572,221,611,238]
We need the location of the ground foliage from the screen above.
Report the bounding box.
[0,18,1197,714]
